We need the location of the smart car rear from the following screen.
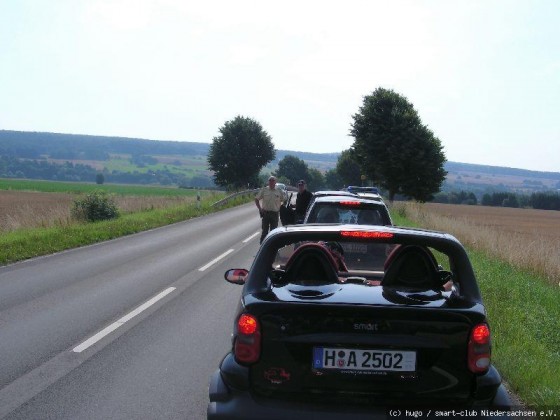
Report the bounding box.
[208,225,510,419]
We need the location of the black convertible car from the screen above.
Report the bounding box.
[208,225,511,419]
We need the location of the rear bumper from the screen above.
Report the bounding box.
[208,367,386,420]
[208,353,511,420]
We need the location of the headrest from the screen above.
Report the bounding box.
[284,243,341,285]
[316,208,338,223]
[357,210,381,225]
[381,245,441,291]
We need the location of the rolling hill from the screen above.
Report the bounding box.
[1,130,559,194]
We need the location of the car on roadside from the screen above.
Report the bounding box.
[208,224,511,419]
[308,189,359,205]
[283,190,360,226]
[303,195,392,226]
[275,182,289,202]
[345,186,384,202]
[303,195,394,269]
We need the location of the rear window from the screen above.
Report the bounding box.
[307,203,390,225]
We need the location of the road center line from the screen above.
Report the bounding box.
[72,287,176,353]
[198,249,235,271]
[242,231,260,243]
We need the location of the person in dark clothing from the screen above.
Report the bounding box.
[293,179,313,223]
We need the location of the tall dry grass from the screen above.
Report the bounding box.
[392,202,560,285]
[0,191,197,233]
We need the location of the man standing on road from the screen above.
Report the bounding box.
[294,179,313,223]
[255,176,284,243]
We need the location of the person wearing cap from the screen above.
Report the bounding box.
[255,176,284,243]
[294,179,313,223]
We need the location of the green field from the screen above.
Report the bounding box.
[103,155,209,176]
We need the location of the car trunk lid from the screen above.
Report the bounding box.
[247,290,484,406]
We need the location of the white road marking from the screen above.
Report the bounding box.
[242,231,260,243]
[72,287,176,353]
[198,249,235,271]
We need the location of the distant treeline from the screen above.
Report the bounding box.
[0,156,214,188]
[432,189,560,211]
[481,191,560,210]
[432,190,478,205]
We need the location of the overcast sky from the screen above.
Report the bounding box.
[1,0,559,172]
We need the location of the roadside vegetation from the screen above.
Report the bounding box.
[390,202,560,408]
[0,179,253,265]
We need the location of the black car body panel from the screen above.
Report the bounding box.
[208,225,510,419]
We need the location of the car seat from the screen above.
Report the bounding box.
[381,245,441,290]
[357,210,382,225]
[283,243,341,285]
[316,207,338,223]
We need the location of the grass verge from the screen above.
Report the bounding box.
[0,194,250,266]
[391,208,560,407]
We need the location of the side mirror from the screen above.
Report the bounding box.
[225,268,249,285]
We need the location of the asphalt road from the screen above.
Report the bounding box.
[0,203,262,419]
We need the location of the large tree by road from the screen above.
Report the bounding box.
[275,155,309,186]
[208,116,275,189]
[275,155,326,191]
[336,149,362,187]
[350,88,446,202]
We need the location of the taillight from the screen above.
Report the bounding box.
[234,314,261,365]
[468,323,491,373]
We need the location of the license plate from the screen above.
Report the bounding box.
[341,243,368,254]
[313,347,416,372]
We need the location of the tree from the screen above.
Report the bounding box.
[336,149,362,187]
[350,88,446,202]
[95,173,105,185]
[275,155,309,186]
[324,168,343,190]
[72,190,119,222]
[208,116,275,189]
[531,192,560,210]
[307,168,326,191]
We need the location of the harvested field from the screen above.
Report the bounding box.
[0,190,196,232]
[422,203,560,241]
[0,191,74,231]
[395,202,560,284]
